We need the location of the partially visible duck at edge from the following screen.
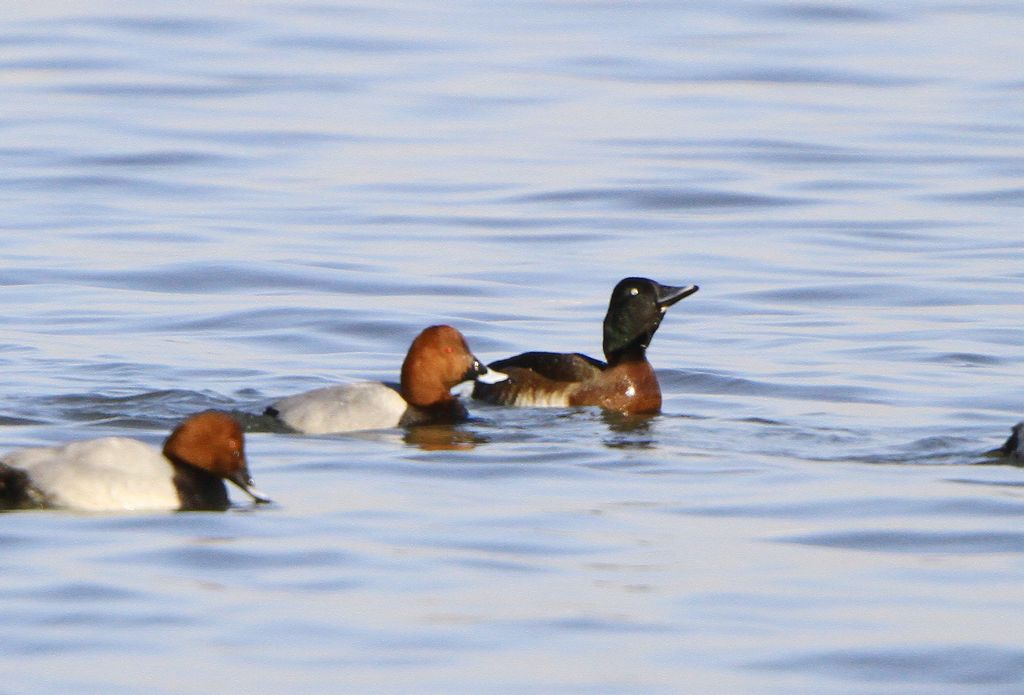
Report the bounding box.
[985,421,1023,462]
[0,411,270,512]
[473,277,698,414]
[266,324,507,434]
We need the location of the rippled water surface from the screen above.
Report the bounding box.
[2,1,1023,692]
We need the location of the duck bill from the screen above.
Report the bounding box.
[476,366,508,384]
[461,357,509,385]
[656,283,699,309]
[229,469,273,504]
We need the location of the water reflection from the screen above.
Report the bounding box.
[600,410,656,449]
[403,425,483,451]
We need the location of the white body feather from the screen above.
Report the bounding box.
[3,437,180,512]
[271,382,410,434]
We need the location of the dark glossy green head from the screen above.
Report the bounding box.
[602,278,698,362]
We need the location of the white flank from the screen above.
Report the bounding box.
[3,437,180,512]
[514,389,571,408]
[271,382,409,434]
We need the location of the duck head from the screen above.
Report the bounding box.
[602,277,698,363]
[401,325,506,407]
[163,411,271,503]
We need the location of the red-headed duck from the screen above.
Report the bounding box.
[0,411,270,512]
[473,277,698,414]
[266,324,507,434]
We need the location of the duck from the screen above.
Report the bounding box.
[0,411,270,512]
[472,277,698,414]
[990,421,1023,461]
[265,324,507,434]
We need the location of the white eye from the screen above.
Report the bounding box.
[629,287,639,296]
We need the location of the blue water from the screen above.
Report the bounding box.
[2,1,1023,692]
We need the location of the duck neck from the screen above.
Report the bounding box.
[164,454,230,511]
[605,342,649,368]
[401,375,455,408]
[399,398,469,427]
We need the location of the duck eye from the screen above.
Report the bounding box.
[629,287,639,296]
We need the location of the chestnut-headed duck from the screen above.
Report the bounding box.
[265,324,507,434]
[472,277,698,414]
[0,411,270,512]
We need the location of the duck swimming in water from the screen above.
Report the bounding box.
[472,277,698,414]
[0,411,269,512]
[266,324,506,434]
[989,421,1023,462]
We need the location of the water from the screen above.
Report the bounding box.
[1,0,1023,692]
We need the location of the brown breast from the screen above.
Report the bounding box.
[568,360,661,414]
